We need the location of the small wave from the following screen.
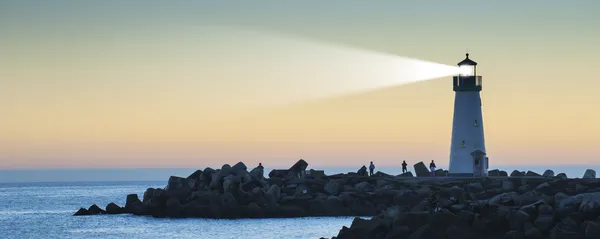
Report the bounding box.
[69,227,145,234]
[0,209,73,215]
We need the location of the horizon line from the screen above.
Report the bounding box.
[1,163,598,171]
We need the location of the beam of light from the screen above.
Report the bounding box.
[0,26,464,145]
[198,27,463,117]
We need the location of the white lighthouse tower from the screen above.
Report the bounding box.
[448,53,488,177]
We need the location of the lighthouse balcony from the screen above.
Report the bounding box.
[453,76,482,92]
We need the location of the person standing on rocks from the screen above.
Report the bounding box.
[401,161,408,174]
[369,161,375,177]
[429,160,436,176]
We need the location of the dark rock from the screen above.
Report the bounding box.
[357,166,368,176]
[502,230,524,239]
[397,172,413,177]
[510,170,525,177]
[73,208,89,216]
[307,169,326,178]
[232,162,247,172]
[583,169,596,179]
[434,169,446,177]
[269,169,291,178]
[373,171,392,178]
[87,204,106,215]
[166,176,188,190]
[413,162,429,177]
[354,182,374,193]
[585,221,600,238]
[202,167,216,182]
[249,165,264,180]
[325,179,344,196]
[143,188,155,203]
[187,170,203,180]
[542,170,555,177]
[289,159,309,177]
[106,202,124,214]
[525,171,541,177]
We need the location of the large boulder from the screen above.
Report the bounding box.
[289,159,308,177]
[510,170,524,177]
[268,169,290,178]
[324,179,344,196]
[434,169,446,176]
[249,165,264,180]
[307,169,326,178]
[585,221,600,239]
[357,166,368,176]
[125,194,142,210]
[354,182,374,193]
[202,167,216,182]
[222,175,242,193]
[556,192,600,214]
[413,162,429,177]
[166,176,188,190]
[232,162,247,173]
[209,170,223,189]
[73,208,89,216]
[266,185,281,201]
[556,173,568,179]
[397,171,413,177]
[186,170,203,180]
[105,202,124,214]
[87,204,106,215]
[542,169,555,177]
[221,164,233,175]
[488,169,500,176]
[583,169,596,179]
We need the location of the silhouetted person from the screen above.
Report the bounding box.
[402,161,408,174]
[258,163,263,168]
[369,161,375,177]
[429,160,436,176]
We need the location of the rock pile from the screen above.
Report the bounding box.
[75,160,427,218]
[73,159,600,239]
[324,176,600,239]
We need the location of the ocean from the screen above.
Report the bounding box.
[0,181,353,239]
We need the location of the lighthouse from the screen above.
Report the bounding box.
[448,53,488,177]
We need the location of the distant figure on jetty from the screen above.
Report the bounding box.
[429,160,436,176]
[402,161,408,174]
[369,161,375,176]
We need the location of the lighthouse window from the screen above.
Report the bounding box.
[474,120,478,127]
[460,140,466,148]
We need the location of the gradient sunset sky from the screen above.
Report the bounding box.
[1,0,599,169]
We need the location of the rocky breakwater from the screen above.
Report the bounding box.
[74,159,414,218]
[325,174,600,239]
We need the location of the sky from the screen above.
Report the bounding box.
[1,0,599,172]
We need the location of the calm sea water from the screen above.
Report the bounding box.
[0,181,352,239]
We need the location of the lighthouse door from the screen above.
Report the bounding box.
[472,152,484,177]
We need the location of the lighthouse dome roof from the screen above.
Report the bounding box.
[458,53,477,66]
